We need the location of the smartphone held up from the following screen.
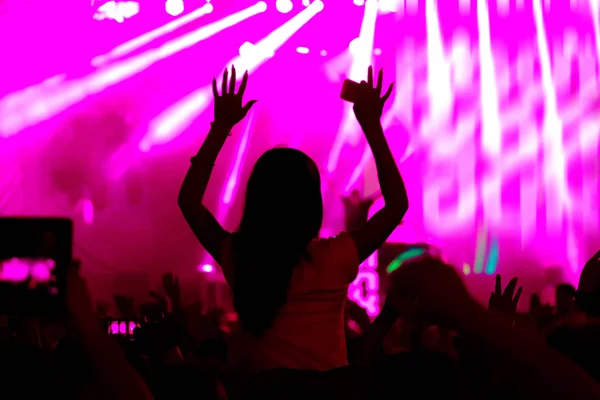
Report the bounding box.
[340,79,361,103]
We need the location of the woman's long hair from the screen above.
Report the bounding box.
[232,148,323,337]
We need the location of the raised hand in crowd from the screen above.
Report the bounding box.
[144,290,168,320]
[352,67,394,127]
[162,272,181,309]
[349,66,409,263]
[212,66,257,130]
[489,274,522,321]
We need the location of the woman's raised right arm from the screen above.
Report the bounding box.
[350,67,409,263]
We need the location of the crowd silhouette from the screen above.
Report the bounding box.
[3,66,600,399]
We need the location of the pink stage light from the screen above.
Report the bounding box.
[239,41,256,58]
[0,2,266,138]
[478,0,502,157]
[222,111,255,205]
[379,0,401,13]
[276,0,293,14]
[533,0,571,225]
[93,1,140,23]
[425,0,453,136]
[144,0,323,150]
[497,0,510,15]
[165,0,184,17]
[92,2,214,66]
[458,0,471,14]
[348,273,378,316]
[406,0,418,13]
[348,38,361,56]
[199,264,214,273]
[82,198,94,224]
[477,0,503,225]
[348,253,379,316]
[592,0,600,68]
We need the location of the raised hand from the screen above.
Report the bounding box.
[489,274,522,319]
[162,272,181,305]
[212,66,257,130]
[148,290,168,314]
[353,66,394,127]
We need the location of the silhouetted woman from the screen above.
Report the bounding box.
[178,66,408,374]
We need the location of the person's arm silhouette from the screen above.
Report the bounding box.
[349,67,408,263]
[178,66,256,266]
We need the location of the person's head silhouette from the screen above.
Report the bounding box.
[233,147,323,336]
[240,147,323,235]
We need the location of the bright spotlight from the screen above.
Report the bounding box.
[166,0,184,16]
[199,264,214,273]
[256,1,268,11]
[349,37,362,56]
[354,0,365,5]
[379,0,400,12]
[239,41,255,57]
[276,0,293,13]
